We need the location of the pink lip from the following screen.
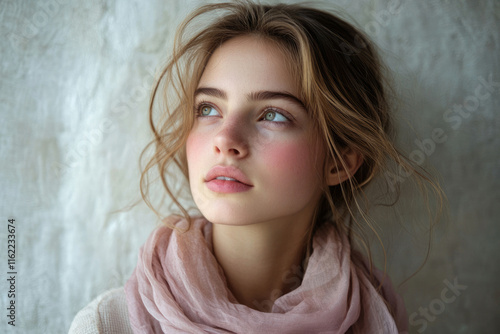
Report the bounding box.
[205,165,253,193]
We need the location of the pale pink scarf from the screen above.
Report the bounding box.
[125,216,408,333]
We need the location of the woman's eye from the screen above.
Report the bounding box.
[263,110,288,122]
[198,104,219,117]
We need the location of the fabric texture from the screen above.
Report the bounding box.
[68,287,134,334]
[125,216,409,333]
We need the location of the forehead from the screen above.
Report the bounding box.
[198,35,299,96]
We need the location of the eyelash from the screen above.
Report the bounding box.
[193,101,293,125]
[193,100,216,117]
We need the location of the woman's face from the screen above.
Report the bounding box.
[186,35,326,225]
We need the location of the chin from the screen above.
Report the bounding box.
[202,212,248,226]
[192,194,246,224]
[199,206,257,226]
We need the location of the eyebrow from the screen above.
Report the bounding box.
[194,87,307,112]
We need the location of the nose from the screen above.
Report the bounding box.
[213,118,249,158]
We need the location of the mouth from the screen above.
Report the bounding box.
[205,165,253,186]
[205,165,253,193]
[206,178,253,193]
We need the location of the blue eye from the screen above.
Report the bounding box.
[198,104,219,117]
[263,110,288,122]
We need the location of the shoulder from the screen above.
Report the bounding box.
[68,287,133,334]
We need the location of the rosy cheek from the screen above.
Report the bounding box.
[186,132,205,171]
[263,140,319,184]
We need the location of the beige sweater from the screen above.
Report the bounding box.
[68,287,134,334]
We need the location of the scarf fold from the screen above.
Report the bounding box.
[125,216,409,333]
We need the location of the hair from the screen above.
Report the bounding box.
[139,0,444,286]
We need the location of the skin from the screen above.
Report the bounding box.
[185,35,362,311]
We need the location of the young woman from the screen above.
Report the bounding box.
[70,1,442,333]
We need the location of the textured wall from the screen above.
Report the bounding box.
[0,0,498,333]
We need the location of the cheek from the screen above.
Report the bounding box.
[262,139,322,189]
[186,132,206,174]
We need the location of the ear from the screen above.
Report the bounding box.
[326,147,364,186]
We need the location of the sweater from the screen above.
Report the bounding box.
[68,287,133,334]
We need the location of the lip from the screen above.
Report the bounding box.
[205,165,253,193]
[205,165,253,185]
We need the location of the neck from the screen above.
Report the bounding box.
[212,216,311,312]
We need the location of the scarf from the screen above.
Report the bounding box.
[125,216,409,333]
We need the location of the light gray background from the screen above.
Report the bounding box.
[1,0,499,333]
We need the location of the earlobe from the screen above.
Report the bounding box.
[326,148,364,186]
